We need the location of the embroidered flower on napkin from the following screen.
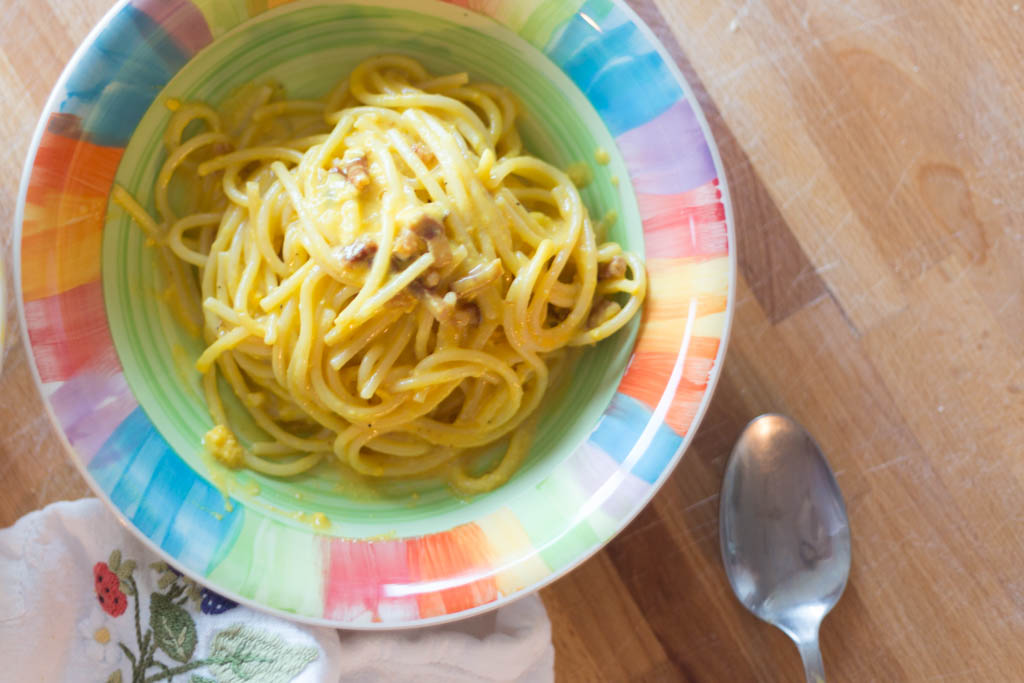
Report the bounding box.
[84,550,317,683]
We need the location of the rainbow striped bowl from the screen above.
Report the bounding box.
[15,0,734,628]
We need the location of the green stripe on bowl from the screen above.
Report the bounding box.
[207,510,326,615]
[519,0,587,48]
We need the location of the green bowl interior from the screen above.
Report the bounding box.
[103,1,644,539]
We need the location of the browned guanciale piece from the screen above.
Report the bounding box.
[338,236,377,264]
[598,255,628,280]
[411,215,453,269]
[408,284,480,330]
[411,214,442,239]
[408,284,450,322]
[393,229,424,261]
[333,154,371,191]
[587,298,621,329]
[453,301,481,329]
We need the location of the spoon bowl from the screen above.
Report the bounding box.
[720,414,851,682]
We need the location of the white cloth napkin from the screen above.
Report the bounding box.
[0,499,554,683]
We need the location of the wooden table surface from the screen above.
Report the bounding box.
[2,1,1022,680]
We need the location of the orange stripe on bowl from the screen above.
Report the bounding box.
[21,116,123,301]
[407,523,498,618]
[664,386,709,436]
[619,350,712,401]
[645,291,729,322]
[619,255,727,434]
[613,251,730,436]
[631,258,728,354]
[21,194,107,301]
[631,335,719,362]
[618,349,718,436]
[25,119,124,206]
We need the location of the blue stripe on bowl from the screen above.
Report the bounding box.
[543,0,682,136]
[89,407,242,573]
[88,407,165,503]
[588,393,684,484]
[161,477,244,574]
[60,4,189,146]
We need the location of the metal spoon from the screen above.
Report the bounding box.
[719,414,851,682]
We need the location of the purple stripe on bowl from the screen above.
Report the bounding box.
[565,440,651,520]
[616,99,717,195]
[48,371,138,464]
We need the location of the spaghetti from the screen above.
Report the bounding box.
[114,55,646,494]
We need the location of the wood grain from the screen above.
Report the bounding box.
[1,1,1022,681]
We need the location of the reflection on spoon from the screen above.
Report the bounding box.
[720,414,851,683]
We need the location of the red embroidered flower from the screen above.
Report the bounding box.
[93,562,127,617]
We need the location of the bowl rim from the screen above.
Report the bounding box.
[14,0,736,629]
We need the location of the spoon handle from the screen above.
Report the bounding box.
[795,635,826,683]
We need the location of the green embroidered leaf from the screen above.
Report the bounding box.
[150,592,198,663]
[121,580,136,596]
[208,624,318,683]
[151,561,168,572]
[158,573,178,590]
[108,549,121,572]
[190,676,218,683]
[116,559,137,581]
[106,670,123,683]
